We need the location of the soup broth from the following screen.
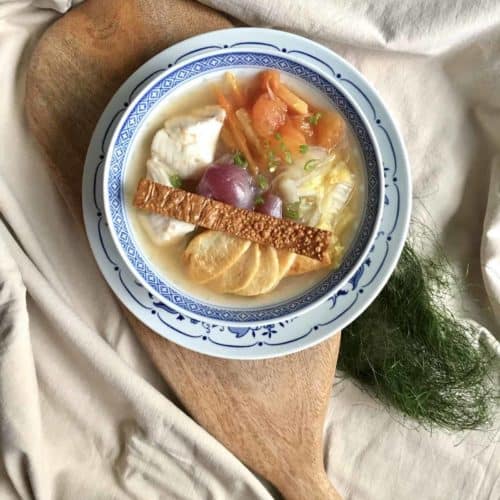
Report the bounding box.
[125,69,365,307]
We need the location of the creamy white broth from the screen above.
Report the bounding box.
[124,70,365,308]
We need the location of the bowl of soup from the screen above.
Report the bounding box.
[103,49,384,326]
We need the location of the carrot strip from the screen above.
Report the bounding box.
[225,72,246,108]
[274,84,309,114]
[235,108,261,152]
[260,69,280,92]
[220,126,237,150]
[260,70,309,114]
[217,90,259,174]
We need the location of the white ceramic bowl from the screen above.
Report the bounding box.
[102,47,384,327]
[83,28,411,358]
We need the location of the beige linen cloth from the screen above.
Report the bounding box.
[1,0,499,499]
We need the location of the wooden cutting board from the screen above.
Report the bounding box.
[25,1,342,498]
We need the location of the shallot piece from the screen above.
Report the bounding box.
[256,192,283,218]
[197,163,257,210]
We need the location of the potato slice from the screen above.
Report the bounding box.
[287,254,329,276]
[184,231,251,284]
[237,245,280,296]
[277,250,296,279]
[208,244,261,293]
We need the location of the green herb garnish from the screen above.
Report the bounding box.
[267,150,280,172]
[254,195,264,206]
[299,144,309,154]
[339,236,499,431]
[257,174,269,190]
[169,174,183,188]
[304,158,320,171]
[273,133,293,165]
[307,112,322,125]
[233,151,248,168]
[284,201,300,219]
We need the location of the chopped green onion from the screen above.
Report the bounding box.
[233,151,248,168]
[257,174,269,190]
[273,130,294,163]
[307,112,322,125]
[299,144,309,154]
[254,195,264,206]
[275,133,288,154]
[169,174,183,188]
[267,150,280,172]
[284,201,300,220]
[304,158,320,172]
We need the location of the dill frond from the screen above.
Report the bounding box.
[339,240,499,430]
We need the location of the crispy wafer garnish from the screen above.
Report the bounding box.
[134,178,332,263]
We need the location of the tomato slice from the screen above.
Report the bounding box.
[289,115,314,140]
[267,119,307,163]
[251,93,287,137]
[314,110,346,150]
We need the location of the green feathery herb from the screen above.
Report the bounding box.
[299,144,309,154]
[339,239,499,430]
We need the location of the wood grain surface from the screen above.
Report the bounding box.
[25,1,342,498]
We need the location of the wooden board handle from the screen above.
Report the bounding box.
[279,470,342,500]
[24,0,345,497]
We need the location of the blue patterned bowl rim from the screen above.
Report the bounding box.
[103,49,384,325]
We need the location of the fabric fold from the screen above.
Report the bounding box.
[0,235,48,500]
[1,1,499,499]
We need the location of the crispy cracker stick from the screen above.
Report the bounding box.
[134,179,332,263]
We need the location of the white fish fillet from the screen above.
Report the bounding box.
[141,105,226,245]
